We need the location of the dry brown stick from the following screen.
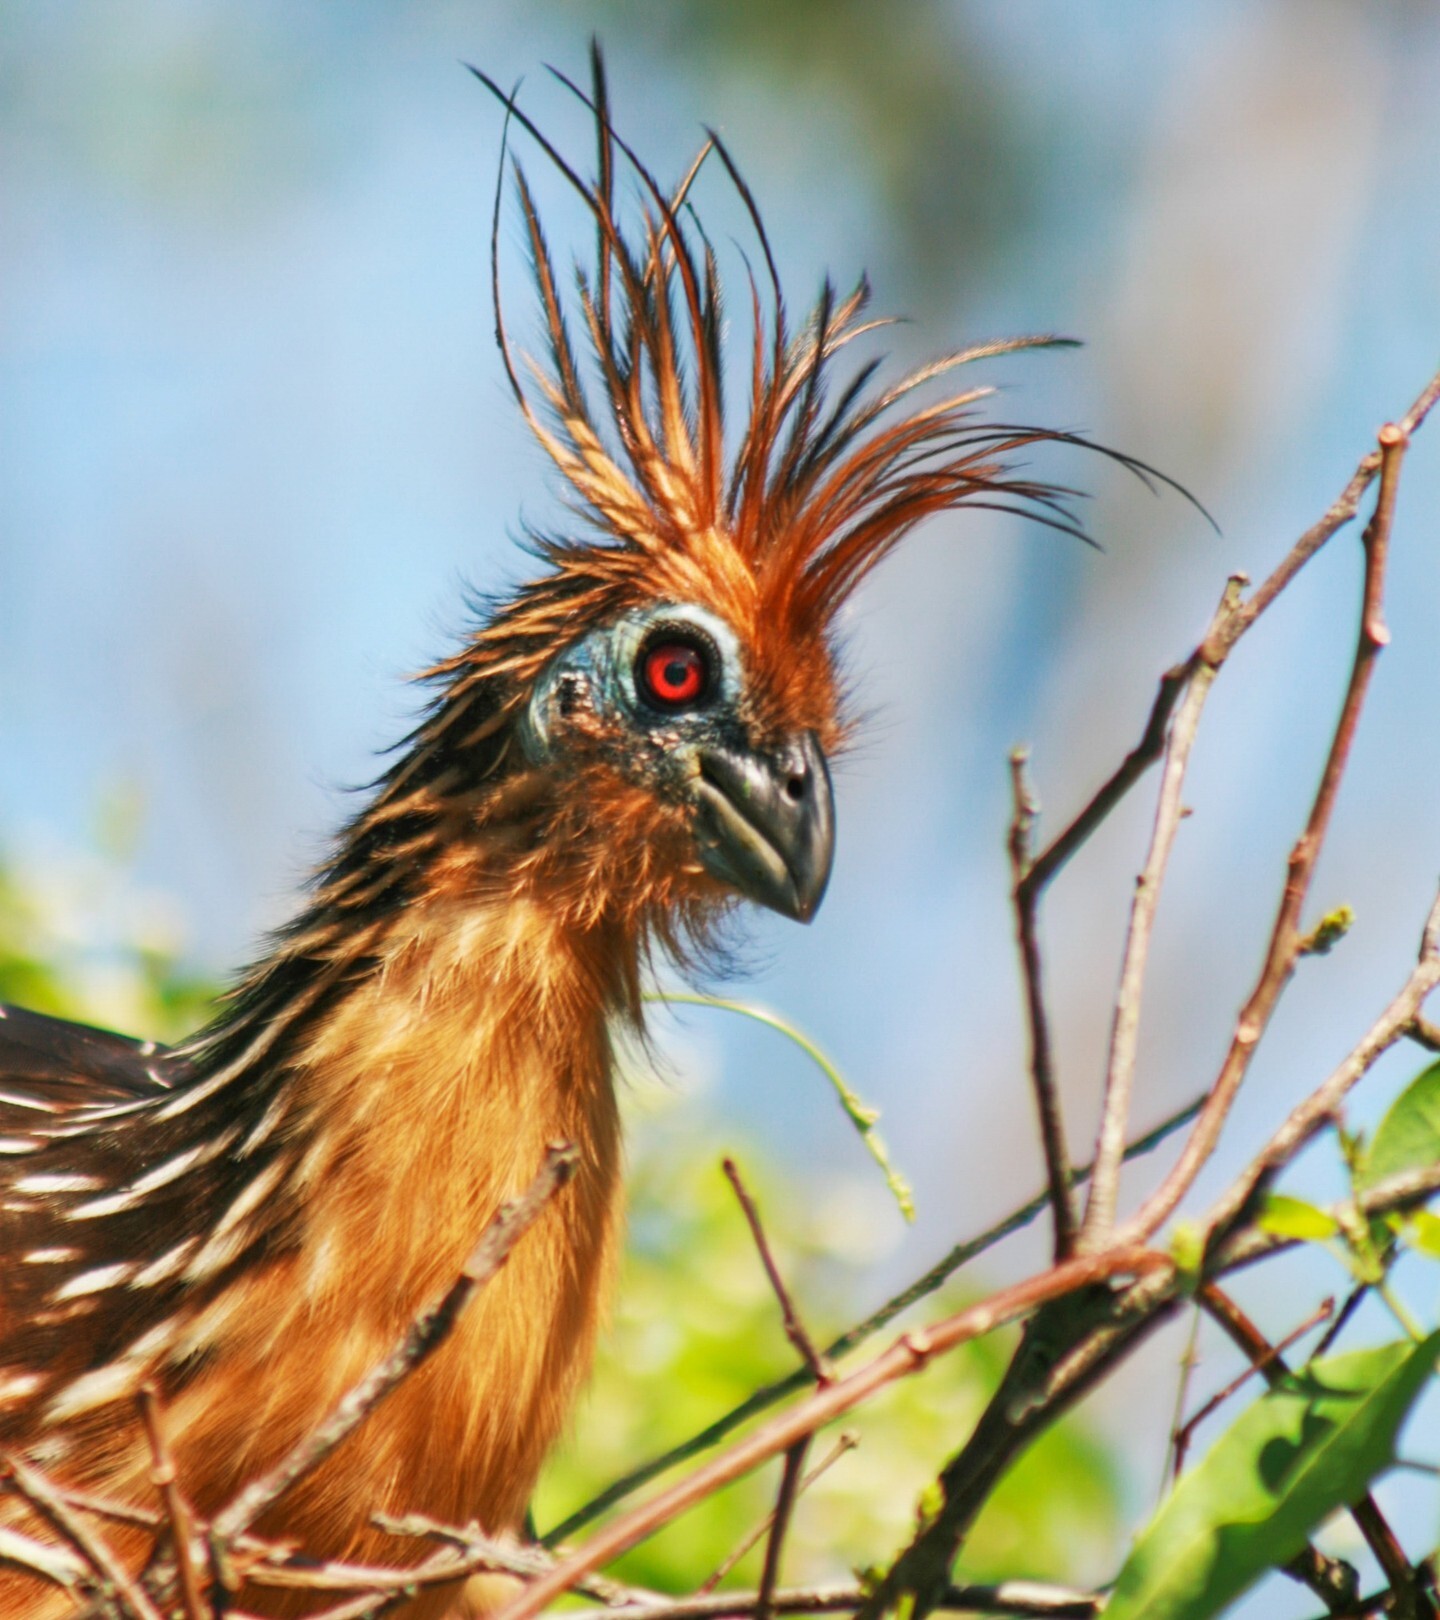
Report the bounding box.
[1045,371,1440,1251]
[1312,1284,1371,1359]
[1199,1284,1432,1619]
[212,1141,578,1544]
[491,1242,1168,1620]
[0,1524,87,1592]
[1008,748,1077,1259]
[1172,1296,1335,1476]
[137,1384,205,1620]
[52,1491,160,1533]
[1080,575,1241,1244]
[822,395,1437,1620]
[242,1544,516,1593]
[1404,1015,1440,1054]
[2,1454,163,1620]
[547,1094,1202,1545]
[1225,362,1440,638]
[1019,656,1198,900]
[700,1434,856,1593]
[756,1442,808,1620]
[372,1514,640,1606]
[722,1158,830,1384]
[1204,884,1440,1239]
[861,1153,1440,1620]
[557,1581,1101,1620]
[1119,422,1414,1247]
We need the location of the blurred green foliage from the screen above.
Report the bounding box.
[0,827,1121,1590]
[0,793,216,1042]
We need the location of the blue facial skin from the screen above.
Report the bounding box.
[518,601,749,798]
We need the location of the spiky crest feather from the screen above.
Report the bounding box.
[460,49,1119,690]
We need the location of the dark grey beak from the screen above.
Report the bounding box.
[692,731,835,923]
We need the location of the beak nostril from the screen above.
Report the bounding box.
[784,774,806,802]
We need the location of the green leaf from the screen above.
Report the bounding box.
[1356,1061,1440,1196]
[1169,1220,1206,1282]
[1406,1208,1440,1261]
[1256,1193,1340,1242]
[1104,1334,1440,1620]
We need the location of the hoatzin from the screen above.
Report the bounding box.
[0,50,1106,1620]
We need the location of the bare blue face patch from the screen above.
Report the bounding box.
[519,602,746,783]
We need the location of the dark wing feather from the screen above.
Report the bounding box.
[0,1003,192,1109]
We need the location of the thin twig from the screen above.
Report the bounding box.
[1204,883,1440,1239]
[1172,1295,1334,1476]
[373,1514,639,1606]
[557,1579,1100,1620]
[1162,1303,1203,1488]
[1121,422,1416,1247]
[722,1158,830,1383]
[495,1244,1169,1620]
[212,1142,578,1543]
[52,1491,161,1533]
[1223,363,1440,638]
[137,1384,205,1620]
[795,388,1439,1620]
[545,1096,1201,1543]
[701,1434,856,1593]
[1080,575,1242,1244]
[1312,1284,1370,1359]
[0,1524,87,1592]
[1019,658,1198,900]
[2,1454,163,1620]
[1403,1015,1440,1054]
[1008,748,1077,1258]
[756,1443,807,1620]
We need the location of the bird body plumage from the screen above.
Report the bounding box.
[0,46,1101,1618]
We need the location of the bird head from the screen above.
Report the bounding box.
[390,50,1122,959]
[517,596,836,924]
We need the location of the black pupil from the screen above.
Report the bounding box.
[662,656,691,687]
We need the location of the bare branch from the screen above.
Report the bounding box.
[701,1434,856,1593]
[0,1524,87,1593]
[1080,574,1242,1244]
[1121,422,1417,1246]
[495,1244,1167,1620]
[1403,1014,1440,1054]
[1008,747,1077,1258]
[2,1454,162,1620]
[137,1384,205,1620]
[1019,659,1197,900]
[1204,882,1440,1240]
[546,1095,1201,1543]
[1172,1296,1334,1476]
[558,1579,1100,1620]
[722,1158,830,1384]
[756,1442,807,1620]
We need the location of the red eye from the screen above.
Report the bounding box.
[639,640,709,708]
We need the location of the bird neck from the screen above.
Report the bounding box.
[161,685,644,1311]
[278,883,630,1312]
